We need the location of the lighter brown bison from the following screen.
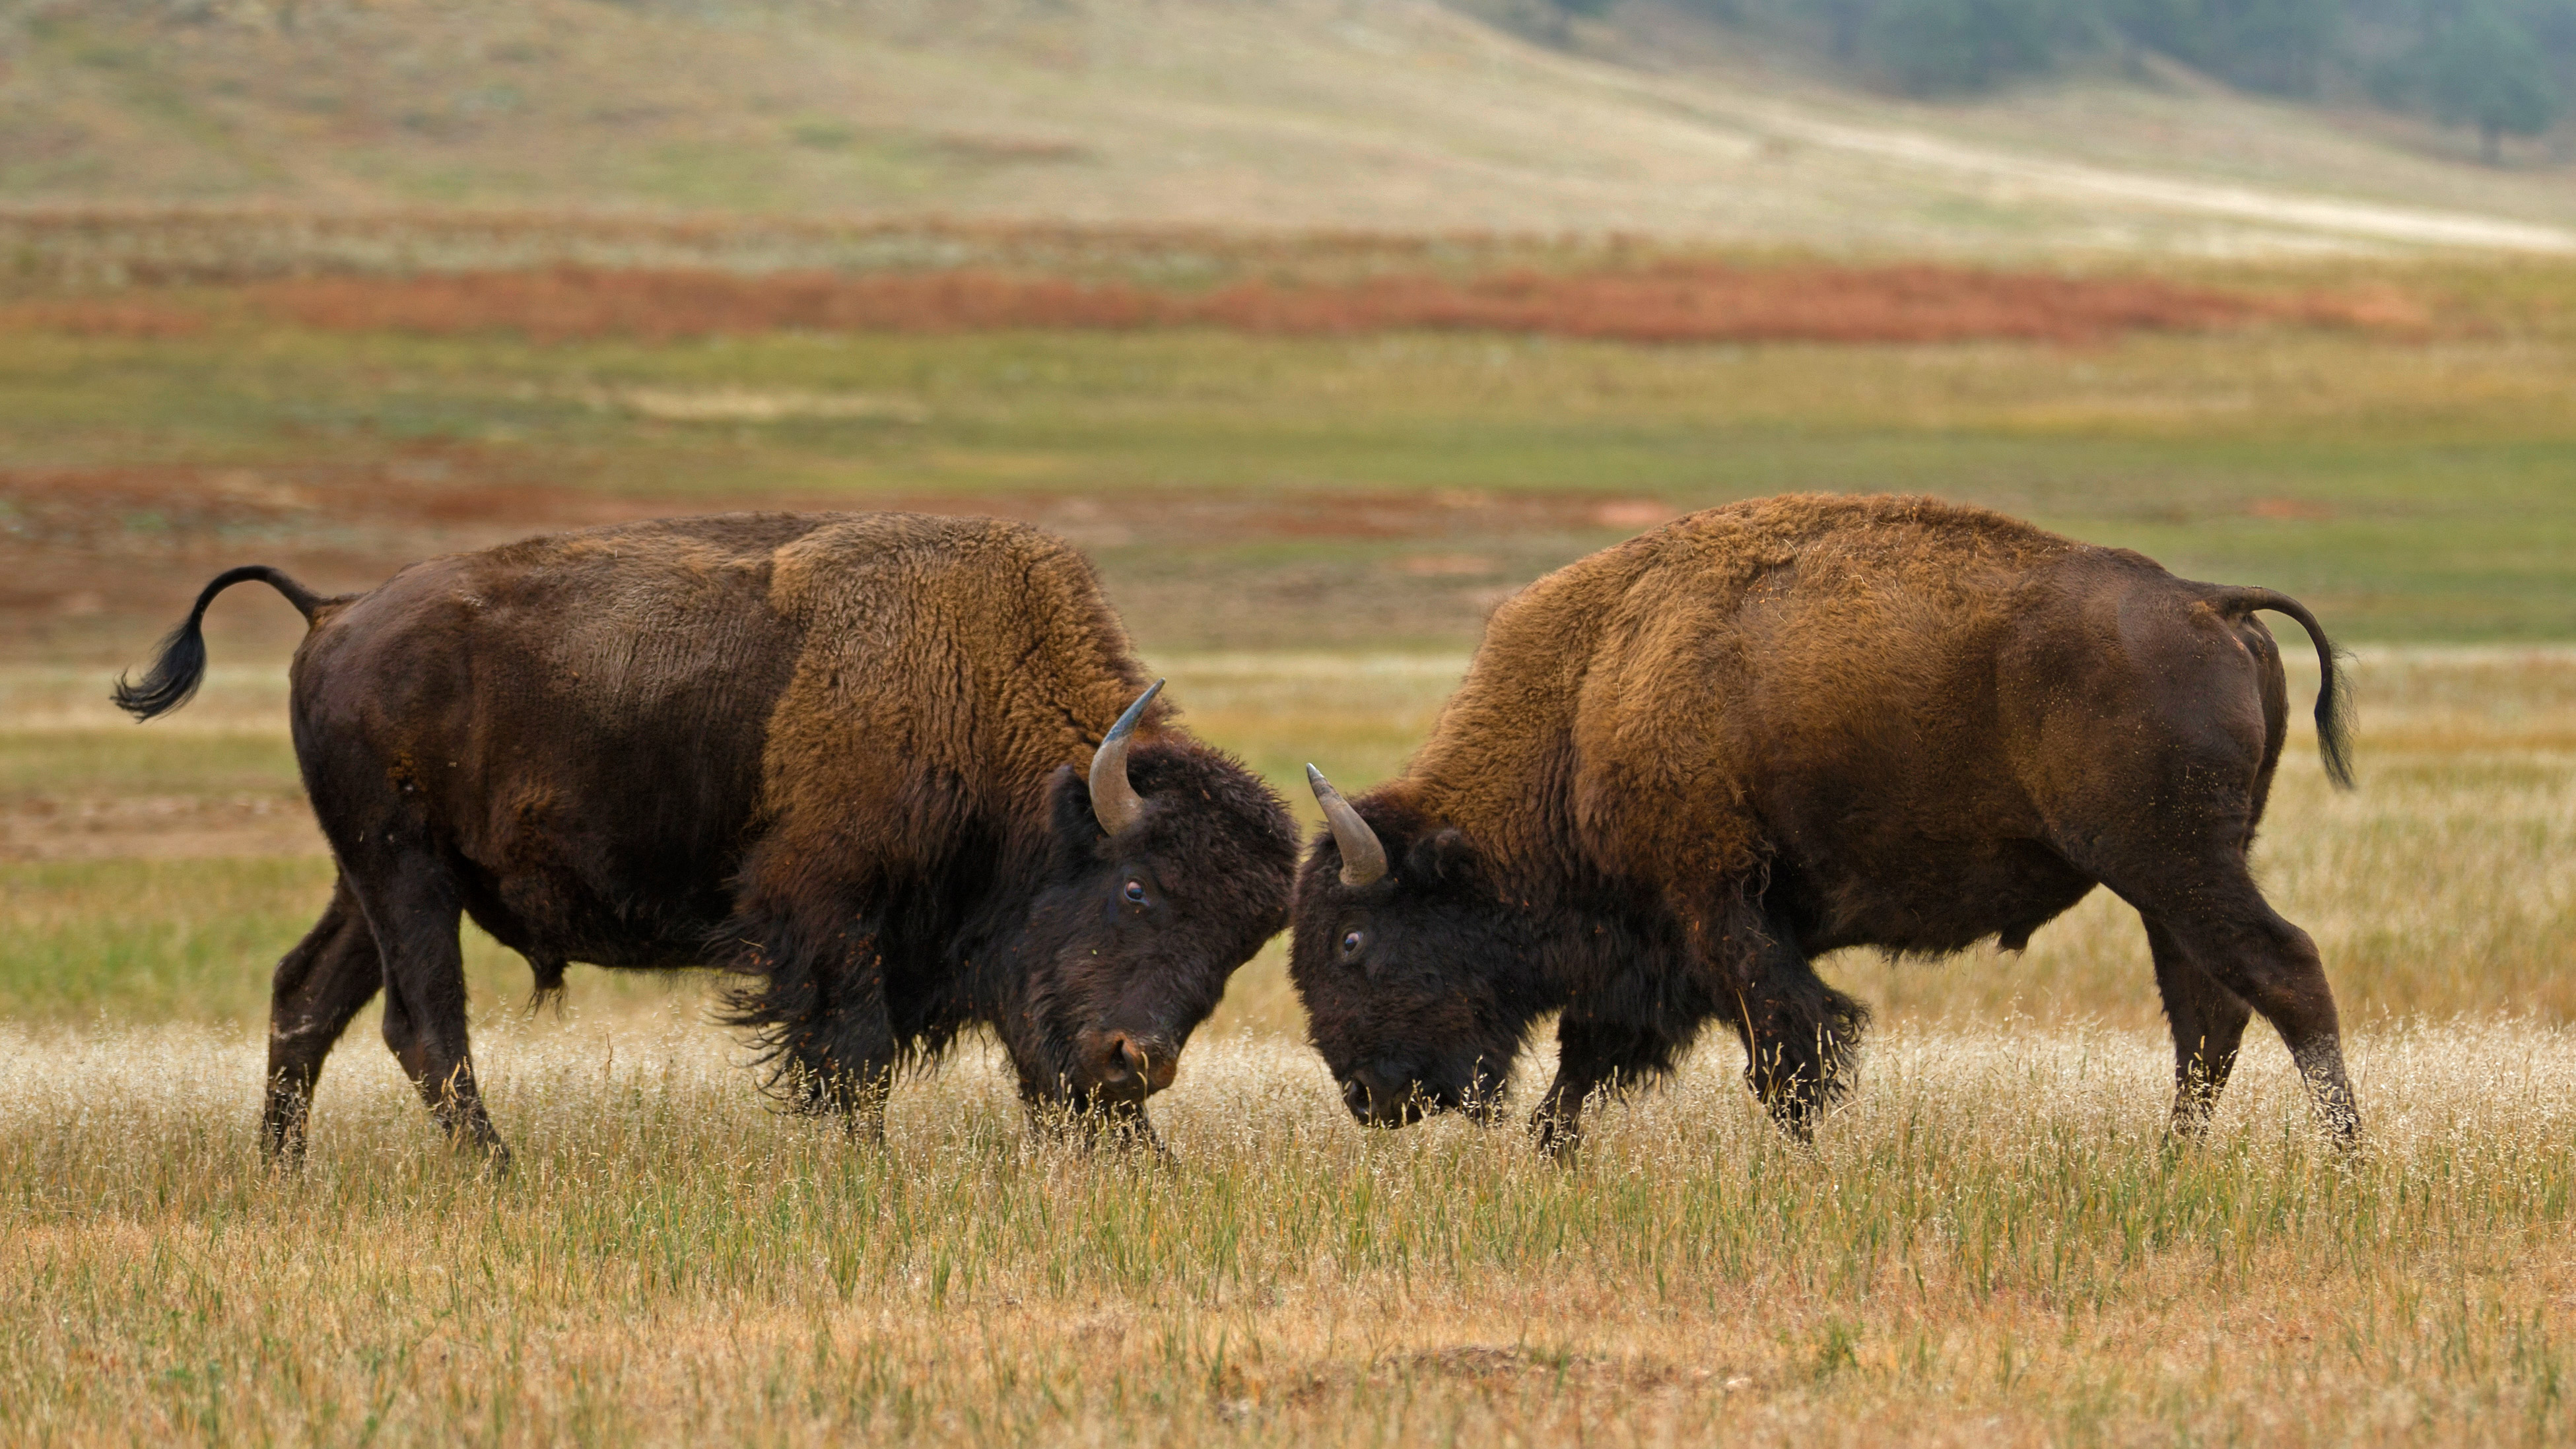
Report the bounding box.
[1293,494,2358,1154]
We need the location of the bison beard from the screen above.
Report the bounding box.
[1292,494,2361,1157]
[116,514,1298,1168]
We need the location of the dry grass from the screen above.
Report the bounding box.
[0,209,1630,293]
[2,1021,2570,1446]
[2,648,2574,1443]
[9,0,2575,255]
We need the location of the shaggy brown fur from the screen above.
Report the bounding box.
[1291,494,2358,1153]
[117,514,1298,1168]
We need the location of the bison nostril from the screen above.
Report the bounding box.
[1099,1033,1162,1091]
[1343,1079,1369,1114]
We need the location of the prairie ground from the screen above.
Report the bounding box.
[3,648,2574,1446]
[5,1018,2573,1448]
[5,244,2575,1444]
[9,250,2576,665]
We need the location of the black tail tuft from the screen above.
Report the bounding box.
[112,566,326,722]
[2223,587,2357,792]
[2313,641,2358,792]
[112,617,214,722]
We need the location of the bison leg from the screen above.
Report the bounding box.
[738,926,901,1144]
[2146,917,2253,1138]
[718,908,904,1143]
[1532,1015,1696,1160]
[2111,859,2358,1147]
[351,855,511,1170]
[261,875,384,1166]
[1710,915,1869,1143]
[787,1027,897,1143]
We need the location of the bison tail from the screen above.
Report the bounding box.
[2221,587,2357,791]
[112,565,329,722]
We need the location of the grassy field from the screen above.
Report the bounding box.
[6,1019,2573,1446]
[3,648,2574,1444]
[7,649,2576,1032]
[10,256,2576,663]
[6,248,2576,1443]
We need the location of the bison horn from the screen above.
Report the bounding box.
[1305,764,1388,888]
[1089,679,1163,838]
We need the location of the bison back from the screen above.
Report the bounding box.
[286,512,1155,966]
[1421,495,2289,953]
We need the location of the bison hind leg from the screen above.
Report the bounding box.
[262,876,385,1166]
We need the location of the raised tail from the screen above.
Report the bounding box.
[2218,586,2356,790]
[112,566,329,722]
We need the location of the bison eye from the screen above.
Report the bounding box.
[1122,879,1149,906]
[1339,928,1367,961]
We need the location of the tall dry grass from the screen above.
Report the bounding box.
[3,647,2575,1442]
[2,1019,2570,1446]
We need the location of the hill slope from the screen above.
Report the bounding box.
[4,0,2573,255]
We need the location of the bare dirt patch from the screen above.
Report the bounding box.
[0,457,673,659]
[1,461,1670,660]
[0,793,322,861]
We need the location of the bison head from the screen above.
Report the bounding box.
[996,683,1299,1120]
[1286,766,1537,1129]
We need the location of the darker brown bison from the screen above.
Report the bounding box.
[1292,494,2359,1154]
[117,513,1298,1166]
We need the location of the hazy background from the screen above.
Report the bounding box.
[7,9,2576,1442]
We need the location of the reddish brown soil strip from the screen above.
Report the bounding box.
[0,459,1674,654]
[0,795,325,862]
[2,263,2425,346]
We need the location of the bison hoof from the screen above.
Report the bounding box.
[1529,1112,1584,1163]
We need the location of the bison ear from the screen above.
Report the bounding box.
[1044,764,1103,861]
[1407,828,1480,889]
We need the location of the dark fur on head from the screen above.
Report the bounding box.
[724,735,1296,1112]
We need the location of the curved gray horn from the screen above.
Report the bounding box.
[1089,679,1163,838]
[1305,764,1388,888]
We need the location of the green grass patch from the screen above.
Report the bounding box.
[9,320,2576,642]
[0,858,712,1027]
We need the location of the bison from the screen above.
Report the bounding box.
[1292,494,2359,1154]
[116,513,1299,1166]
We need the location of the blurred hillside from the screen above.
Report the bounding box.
[3,0,2572,257]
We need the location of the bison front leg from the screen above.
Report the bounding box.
[1024,1093,1170,1159]
[1708,914,1868,1142]
[1532,1015,1696,1161]
[774,1006,898,1145]
[732,924,902,1145]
